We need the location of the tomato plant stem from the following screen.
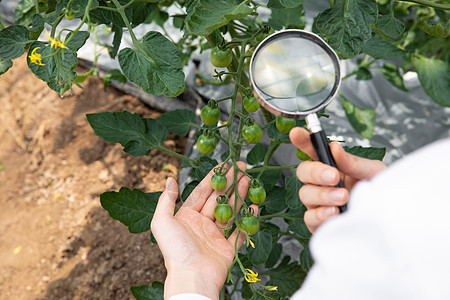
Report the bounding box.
[155,146,195,165]
[397,0,450,10]
[247,164,298,174]
[111,0,139,44]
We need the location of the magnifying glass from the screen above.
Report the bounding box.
[249,29,347,213]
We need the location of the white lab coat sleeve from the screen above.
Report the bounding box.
[292,138,450,300]
[168,293,212,300]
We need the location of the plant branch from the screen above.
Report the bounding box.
[396,0,450,10]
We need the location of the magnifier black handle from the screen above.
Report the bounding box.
[310,130,348,213]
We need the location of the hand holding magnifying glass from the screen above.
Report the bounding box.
[249,29,347,213]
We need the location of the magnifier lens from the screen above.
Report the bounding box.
[252,35,338,114]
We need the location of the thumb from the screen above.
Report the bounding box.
[330,142,386,181]
[153,177,179,220]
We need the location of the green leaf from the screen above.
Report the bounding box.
[181,180,200,202]
[343,146,386,161]
[265,256,306,297]
[421,22,449,38]
[110,25,123,58]
[118,31,185,97]
[299,246,314,273]
[185,0,252,36]
[156,109,196,136]
[376,14,405,38]
[190,157,218,180]
[381,62,407,91]
[103,69,127,89]
[269,4,305,30]
[280,0,305,8]
[411,55,450,107]
[263,186,287,214]
[0,58,13,75]
[147,6,169,28]
[14,0,36,25]
[0,25,29,60]
[27,42,78,93]
[65,31,89,52]
[257,168,282,190]
[355,67,372,80]
[247,143,266,165]
[265,243,282,268]
[86,111,168,156]
[29,14,44,41]
[100,187,161,234]
[362,36,404,59]
[130,281,164,300]
[341,96,376,140]
[315,0,377,57]
[285,206,311,238]
[248,229,273,265]
[285,176,303,209]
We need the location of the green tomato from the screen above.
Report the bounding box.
[197,134,217,155]
[296,148,312,161]
[248,185,266,204]
[214,203,233,223]
[276,116,296,133]
[211,174,227,191]
[242,123,263,144]
[240,216,259,235]
[210,46,233,68]
[201,105,220,125]
[243,96,260,113]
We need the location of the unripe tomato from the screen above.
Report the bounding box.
[211,174,227,191]
[276,116,296,133]
[201,105,220,125]
[248,185,266,204]
[214,203,233,223]
[210,46,233,68]
[197,134,217,155]
[243,96,260,113]
[296,148,312,161]
[240,216,259,235]
[242,123,262,144]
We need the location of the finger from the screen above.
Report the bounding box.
[228,204,259,249]
[297,161,341,186]
[304,206,339,234]
[215,174,250,227]
[299,184,348,210]
[330,142,386,181]
[151,177,178,231]
[183,163,230,211]
[201,161,247,220]
[289,127,318,161]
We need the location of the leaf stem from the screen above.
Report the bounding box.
[396,0,450,10]
[155,146,195,164]
[247,164,298,174]
[111,0,139,44]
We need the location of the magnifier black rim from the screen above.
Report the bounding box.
[249,29,341,119]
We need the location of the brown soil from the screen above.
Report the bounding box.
[0,58,187,299]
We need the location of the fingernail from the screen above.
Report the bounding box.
[323,206,336,217]
[330,189,345,202]
[165,177,172,189]
[321,169,336,184]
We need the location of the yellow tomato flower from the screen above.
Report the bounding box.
[244,268,261,283]
[267,286,278,291]
[46,30,68,49]
[248,238,255,248]
[28,47,45,66]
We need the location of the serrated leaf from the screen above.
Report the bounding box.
[355,67,372,80]
[362,36,404,59]
[14,0,36,26]
[315,0,377,57]
[381,62,407,91]
[285,176,303,209]
[190,157,218,180]
[185,0,252,36]
[343,146,386,161]
[247,143,266,165]
[86,111,168,156]
[110,25,123,58]
[257,168,282,190]
[248,229,273,265]
[285,206,311,238]
[265,256,306,297]
[265,243,282,268]
[181,180,200,202]
[29,14,44,41]
[341,96,376,140]
[103,69,127,89]
[130,282,164,300]
[263,186,286,213]
[299,246,314,273]
[411,55,450,107]
[376,14,405,38]
[156,109,196,136]
[118,31,185,97]
[280,0,304,8]
[269,4,305,30]
[100,187,161,234]
[65,31,89,51]
[0,25,29,60]
[0,58,13,75]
